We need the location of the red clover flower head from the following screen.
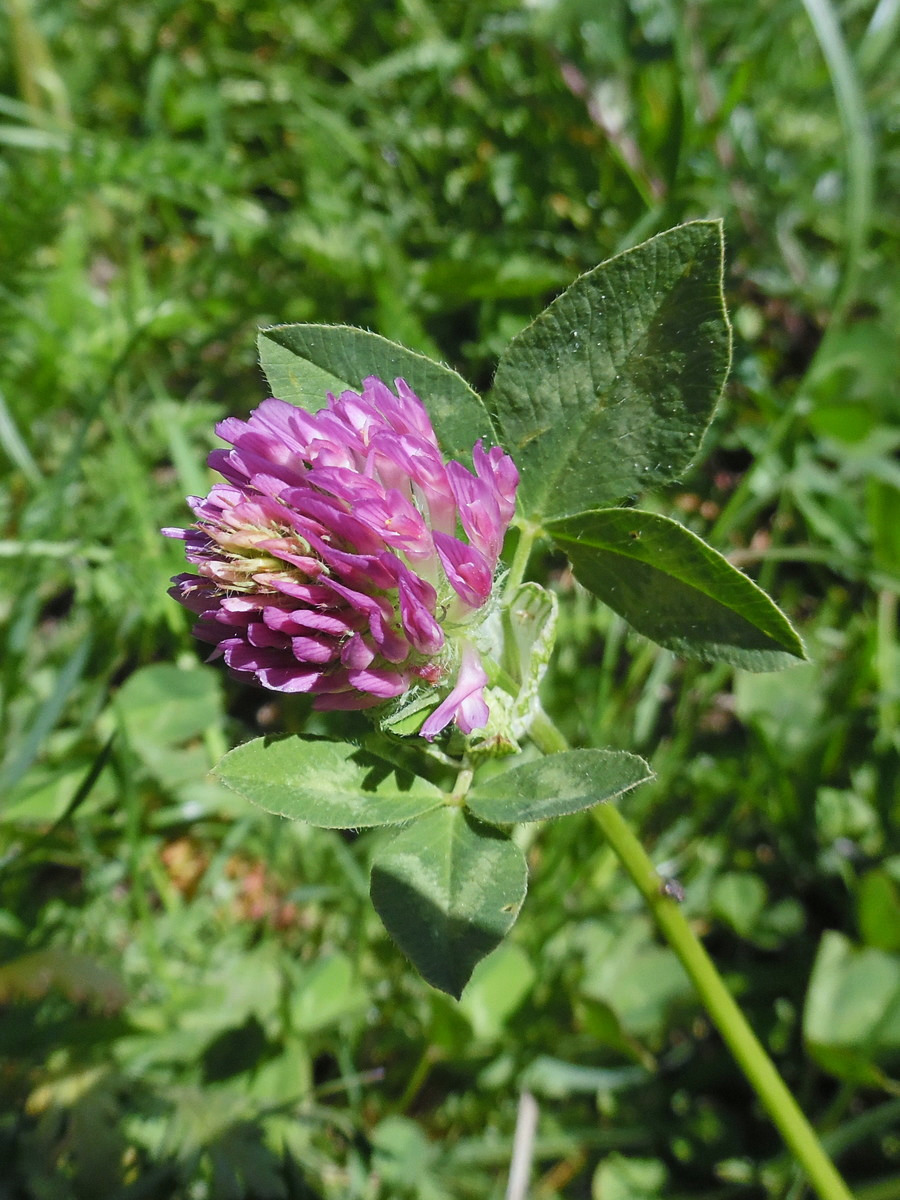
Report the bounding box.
[163,377,519,740]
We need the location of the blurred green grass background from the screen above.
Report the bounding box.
[0,1,898,1197]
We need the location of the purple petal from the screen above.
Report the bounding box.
[220,595,264,614]
[224,642,292,673]
[278,489,386,556]
[346,667,409,698]
[472,440,519,526]
[446,460,503,565]
[210,428,308,489]
[262,607,352,637]
[340,634,375,669]
[193,620,233,645]
[309,468,432,555]
[392,560,443,655]
[267,577,335,604]
[165,376,518,726]
[168,574,220,614]
[304,534,396,592]
[290,635,339,664]
[320,578,409,663]
[392,378,441,440]
[367,432,457,535]
[421,643,489,740]
[243,397,322,456]
[247,622,288,648]
[432,532,493,609]
[255,666,330,693]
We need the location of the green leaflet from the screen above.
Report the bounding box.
[213,735,444,828]
[489,221,731,522]
[370,807,527,998]
[549,508,806,670]
[466,749,652,825]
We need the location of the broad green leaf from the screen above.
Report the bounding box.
[711,870,803,949]
[549,508,806,669]
[578,999,654,1068]
[258,323,494,464]
[371,1117,439,1192]
[369,807,527,997]
[0,759,115,826]
[489,221,731,521]
[246,1039,312,1107]
[466,749,652,825]
[213,735,444,828]
[290,955,368,1033]
[575,916,692,1039]
[711,872,767,939]
[201,1016,268,1083]
[115,663,222,750]
[858,870,900,953]
[592,1155,668,1200]
[815,784,879,848]
[734,664,825,758]
[804,931,900,1087]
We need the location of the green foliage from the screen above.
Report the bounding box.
[214,735,445,828]
[115,662,223,750]
[592,1153,668,1200]
[466,749,652,824]
[370,808,528,999]
[549,507,806,669]
[804,932,900,1089]
[490,221,731,522]
[1,0,897,1196]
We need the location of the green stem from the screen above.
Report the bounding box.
[875,587,897,748]
[505,520,541,598]
[451,764,475,803]
[596,803,852,1200]
[394,1045,443,1115]
[529,710,854,1200]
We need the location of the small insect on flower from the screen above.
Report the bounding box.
[163,377,519,740]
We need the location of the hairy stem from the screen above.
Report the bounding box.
[504,520,541,598]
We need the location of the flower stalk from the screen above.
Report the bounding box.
[529,710,854,1200]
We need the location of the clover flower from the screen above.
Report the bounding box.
[163,377,518,740]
